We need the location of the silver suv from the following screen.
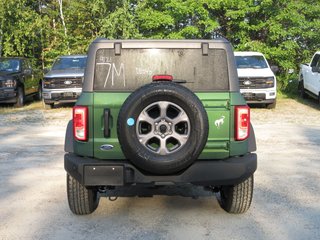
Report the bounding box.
[42,55,87,109]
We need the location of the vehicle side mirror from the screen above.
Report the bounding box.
[311,66,320,73]
[43,68,50,74]
[288,69,294,74]
[270,65,279,73]
[23,69,32,75]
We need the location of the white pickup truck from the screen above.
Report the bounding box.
[299,52,320,103]
[235,51,277,109]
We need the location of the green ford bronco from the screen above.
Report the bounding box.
[64,39,257,215]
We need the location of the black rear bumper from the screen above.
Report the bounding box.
[64,153,257,187]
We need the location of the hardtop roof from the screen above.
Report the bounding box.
[0,57,26,60]
[57,55,87,58]
[92,38,229,44]
[234,51,265,57]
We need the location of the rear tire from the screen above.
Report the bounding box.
[218,175,254,214]
[266,100,276,109]
[43,100,53,109]
[67,174,99,215]
[14,87,25,108]
[298,80,307,99]
[34,83,42,101]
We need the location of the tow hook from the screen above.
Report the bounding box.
[98,186,118,201]
[109,196,118,201]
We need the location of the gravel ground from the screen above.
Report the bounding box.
[0,98,319,240]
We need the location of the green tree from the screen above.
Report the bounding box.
[135,0,219,39]
[0,0,43,67]
[99,0,141,39]
[208,0,320,88]
[0,0,319,93]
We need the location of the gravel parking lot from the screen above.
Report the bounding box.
[0,98,319,240]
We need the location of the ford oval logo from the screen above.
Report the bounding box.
[64,80,72,85]
[100,144,114,151]
[243,80,252,85]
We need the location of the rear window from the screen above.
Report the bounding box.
[94,48,229,91]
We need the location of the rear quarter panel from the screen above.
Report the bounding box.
[197,92,230,159]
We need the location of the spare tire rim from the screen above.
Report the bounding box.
[136,101,190,155]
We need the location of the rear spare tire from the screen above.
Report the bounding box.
[117,82,209,175]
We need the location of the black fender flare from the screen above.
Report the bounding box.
[64,120,74,153]
[248,123,256,152]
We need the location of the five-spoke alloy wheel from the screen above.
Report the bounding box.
[136,101,190,155]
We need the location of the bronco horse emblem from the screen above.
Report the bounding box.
[215,116,225,128]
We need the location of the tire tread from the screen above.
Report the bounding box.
[14,87,24,108]
[219,175,253,214]
[67,174,99,215]
[298,80,307,99]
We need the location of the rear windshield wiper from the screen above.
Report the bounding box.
[173,79,188,84]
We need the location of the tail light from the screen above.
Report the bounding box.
[235,106,250,141]
[152,75,173,81]
[73,106,88,141]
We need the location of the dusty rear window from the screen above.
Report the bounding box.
[94,48,229,91]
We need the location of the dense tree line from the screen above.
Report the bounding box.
[0,0,319,88]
